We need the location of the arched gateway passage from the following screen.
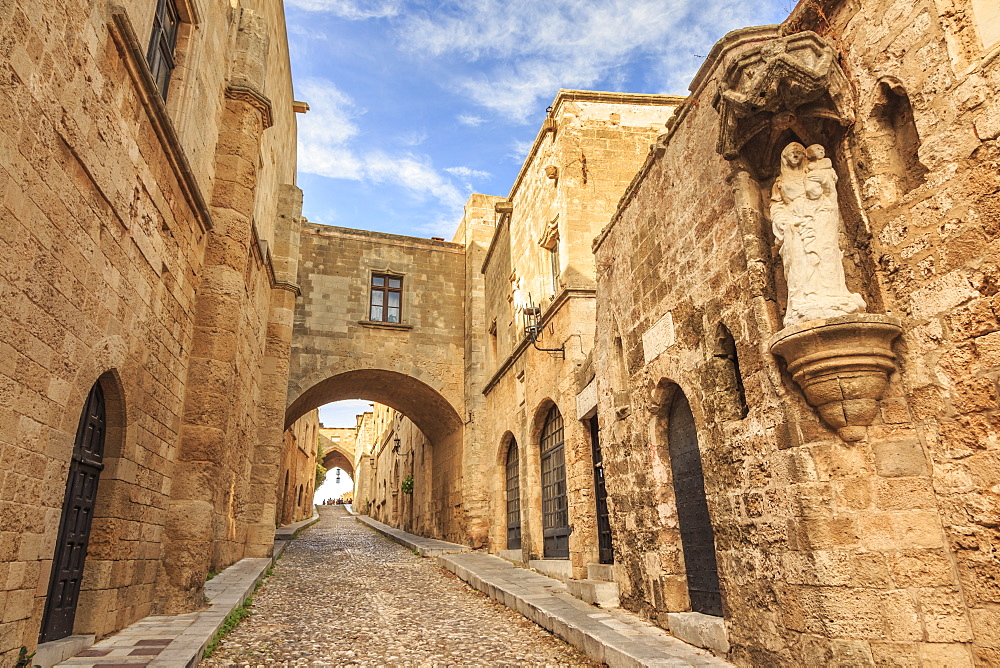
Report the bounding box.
[286,370,463,443]
[288,222,472,543]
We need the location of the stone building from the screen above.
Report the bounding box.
[589,0,1000,664]
[332,1,1000,664]
[277,410,320,526]
[476,90,682,583]
[0,0,310,660]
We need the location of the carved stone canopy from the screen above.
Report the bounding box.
[715,31,855,180]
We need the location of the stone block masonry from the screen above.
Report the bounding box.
[591,0,1000,663]
[0,0,301,661]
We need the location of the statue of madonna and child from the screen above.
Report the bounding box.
[770,142,867,327]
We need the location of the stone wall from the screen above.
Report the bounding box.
[477,91,681,577]
[0,0,300,657]
[592,0,1000,664]
[279,410,319,526]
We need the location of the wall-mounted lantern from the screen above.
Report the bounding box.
[522,300,565,359]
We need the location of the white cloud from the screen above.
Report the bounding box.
[399,129,428,146]
[457,114,486,126]
[508,139,534,162]
[297,79,364,179]
[364,152,465,210]
[285,0,402,19]
[444,166,491,180]
[298,79,464,214]
[396,0,784,122]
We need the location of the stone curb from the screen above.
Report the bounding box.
[353,515,471,557]
[275,508,320,540]
[438,552,733,668]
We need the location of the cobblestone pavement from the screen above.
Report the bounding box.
[200,506,600,667]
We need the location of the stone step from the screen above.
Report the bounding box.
[528,559,573,583]
[587,563,615,582]
[439,552,731,667]
[568,578,620,608]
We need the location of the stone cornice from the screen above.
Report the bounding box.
[107,9,213,232]
[593,25,780,254]
[481,287,596,395]
[225,83,274,130]
[302,223,466,254]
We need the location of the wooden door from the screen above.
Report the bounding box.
[40,383,106,642]
[667,391,722,616]
[589,417,614,564]
[540,406,569,559]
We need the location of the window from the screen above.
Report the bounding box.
[146,0,180,99]
[549,241,560,293]
[370,273,402,323]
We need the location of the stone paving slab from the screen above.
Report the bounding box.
[54,525,308,668]
[438,552,733,668]
[354,514,472,557]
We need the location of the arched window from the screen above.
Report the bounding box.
[868,80,927,198]
[540,405,569,559]
[505,439,521,550]
[713,323,749,420]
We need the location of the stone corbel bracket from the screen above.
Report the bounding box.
[224,83,274,130]
[715,31,855,180]
[769,314,903,442]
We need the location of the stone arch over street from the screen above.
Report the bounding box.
[288,223,473,542]
[286,368,463,443]
[319,432,356,480]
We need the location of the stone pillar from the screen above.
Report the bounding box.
[158,6,273,613]
[245,184,302,557]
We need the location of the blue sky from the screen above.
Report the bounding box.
[286,0,794,240]
[294,0,795,479]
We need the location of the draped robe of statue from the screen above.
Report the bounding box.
[770,142,866,326]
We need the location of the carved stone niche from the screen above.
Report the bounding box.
[770,314,903,442]
[715,31,855,180]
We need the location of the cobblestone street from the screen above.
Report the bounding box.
[200,507,598,666]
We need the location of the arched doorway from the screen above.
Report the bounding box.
[505,438,521,550]
[540,405,569,559]
[666,389,722,616]
[40,381,106,642]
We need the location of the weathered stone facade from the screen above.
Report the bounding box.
[278,410,319,526]
[288,224,472,542]
[477,91,682,578]
[591,0,1000,664]
[0,0,306,659]
[331,4,1000,664]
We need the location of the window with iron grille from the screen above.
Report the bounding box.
[505,440,521,550]
[370,273,402,323]
[146,0,180,99]
[540,404,569,558]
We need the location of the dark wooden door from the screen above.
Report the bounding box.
[589,418,614,564]
[505,440,521,550]
[40,383,106,642]
[667,391,722,617]
[540,406,570,559]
